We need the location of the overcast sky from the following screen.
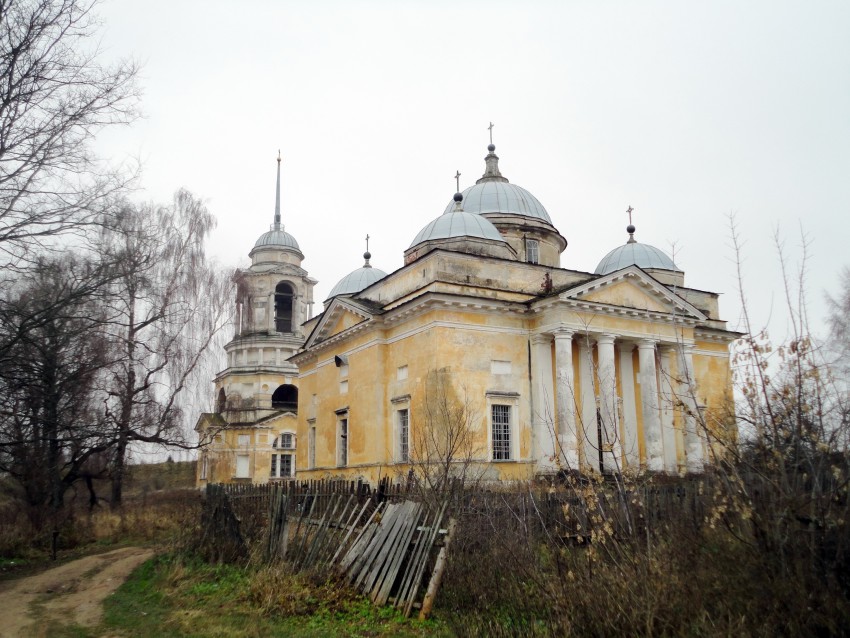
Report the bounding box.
[95,0,850,343]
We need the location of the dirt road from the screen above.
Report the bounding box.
[0,546,155,638]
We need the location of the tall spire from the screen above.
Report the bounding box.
[274,150,282,230]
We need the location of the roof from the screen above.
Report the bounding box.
[408,210,506,248]
[328,259,388,299]
[445,180,552,223]
[595,241,680,274]
[253,227,301,251]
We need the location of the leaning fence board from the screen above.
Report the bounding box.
[372,502,423,604]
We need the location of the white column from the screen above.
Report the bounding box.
[553,327,578,469]
[679,344,704,472]
[258,348,264,366]
[268,292,275,332]
[618,343,639,469]
[596,334,621,473]
[578,338,599,472]
[531,334,556,472]
[658,346,678,473]
[638,339,664,471]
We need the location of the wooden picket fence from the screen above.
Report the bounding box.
[199,476,723,617]
[201,478,452,617]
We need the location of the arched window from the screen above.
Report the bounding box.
[272,433,295,449]
[216,388,226,413]
[275,282,294,333]
[272,384,298,412]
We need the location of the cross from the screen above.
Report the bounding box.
[488,122,494,144]
[626,205,634,225]
[277,149,281,163]
[454,170,461,192]
[365,234,370,252]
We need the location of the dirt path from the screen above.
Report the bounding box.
[0,546,155,638]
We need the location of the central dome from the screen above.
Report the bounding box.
[444,181,551,223]
[442,144,552,224]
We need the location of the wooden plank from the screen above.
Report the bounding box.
[361,501,417,596]
[403,500,449,617]
[418,517,457,620]
[339,500,386,573]
[373,502,423,605]
[331,499,372,566]
[353,503,406,589]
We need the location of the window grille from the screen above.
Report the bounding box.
[492,404,512,460]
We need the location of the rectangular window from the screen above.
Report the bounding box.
[308,422,316,469]
[491,404,512,461]
[338,417,348,467]
[237,434,250,446]
[281,453,293,478]
[200,454,208,480]
[235,454,250,478]
[398,409,409,463]
[340,380,349,394]
[525,239,539,264]
[271,453,294,478]
[280,433,294,449]
[397,365,408,381]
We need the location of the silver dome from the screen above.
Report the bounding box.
[409,210,506,248]
[328,264,388,298]
[253,228,300,251]
[443,181,552,224]
[595,242,680,275]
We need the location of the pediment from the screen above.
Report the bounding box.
[303,297,375,350]
[560,266,706,320]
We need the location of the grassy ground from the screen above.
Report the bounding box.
[96,554,449,638]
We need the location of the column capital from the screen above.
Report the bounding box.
[531,333,553,345]
[638,338,657,350]
[679,342,695,354]
[596,333,617,346]
[552,325,575,340]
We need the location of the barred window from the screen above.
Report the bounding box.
[492,404,512,460]
[398,409,409,463]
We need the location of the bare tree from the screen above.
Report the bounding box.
[0,254,114,531]
[408,368,484,497]
[0,0,139,264]
[98,189,231,507]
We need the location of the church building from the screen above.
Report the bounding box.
[196,139,737,486]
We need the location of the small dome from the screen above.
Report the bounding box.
[595,242,680,275]
[447,181,552,223]
[409,210,506,248]
[253,228,300,251]
[328,265,387,298]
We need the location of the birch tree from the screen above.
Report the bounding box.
[99,189,231,507]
